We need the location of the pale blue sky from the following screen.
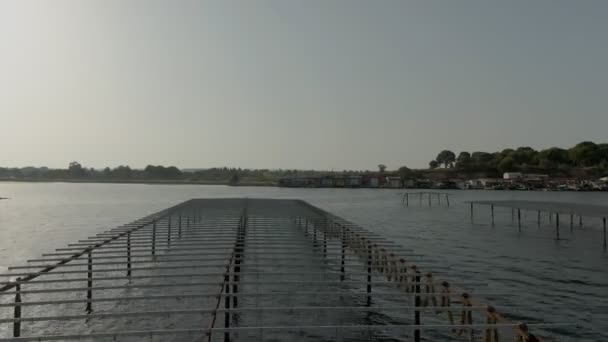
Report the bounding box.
[1,1,607,170]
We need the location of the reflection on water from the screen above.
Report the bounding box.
[0,182,606,341]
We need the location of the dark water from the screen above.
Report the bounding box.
[0,183,606,341]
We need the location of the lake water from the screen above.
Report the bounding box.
[0,182,606,341]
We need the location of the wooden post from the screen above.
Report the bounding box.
[367,241,372,306]
[445,193,450,207]
[86,251,93,313]
[570,214,574,232]
[406,193,409,207]
[555,213,560,240]
[437,193,441,205]
[517,209,521,232]
[603,217,607,249]
[13,280,21,337]
[491,205,495,226]
[537,210,541,228]
[151,220,156,256]
[579,216,583,228]
[126,232,131,277]
[414,272,421,342]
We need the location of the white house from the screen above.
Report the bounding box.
[503,172,522,180]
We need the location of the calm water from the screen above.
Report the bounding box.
[0,182,607,341]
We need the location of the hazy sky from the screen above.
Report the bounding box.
[1,1,607,170]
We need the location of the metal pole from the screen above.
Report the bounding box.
[603,217,607,249]
[178,214,182,238]
[323,228,328,259]
[340,227,345,281]
[366,241,372,306]
[414,272,421,342]
[167,216,172,245]
[470,203,474,222]
[13,281,21,337]
[127,232,131,277]
[86,251,92,313]
[152,220,156,256]
[224,273,230,342]
[517,209,521,232]
[555,213,560,240]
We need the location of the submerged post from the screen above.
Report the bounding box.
[414,271,421,342]
[151,220,156,256]
[126,232,132,277]
[13,280,21,337]
[470,203,474,222]
[223,272,230,342]
[86,251,93,313]
[366,240,372,306]
[518,208,521,232]
[167,215,172,245]
[555,213,560,240]
[603,217,607,249]
[178,214,182,238]
[340,226,346,281]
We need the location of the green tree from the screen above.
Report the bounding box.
[68,161,86,178]
[378,164,387,173]
[456,152,471,169]
[538,147,570,166]
[398,166,415,183]
[497,156,515,174]
[429,160,439,169]
[569,141,599,166]
[436,150,456,168]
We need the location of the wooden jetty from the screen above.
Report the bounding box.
[401,192,451,207]
[469,200,608,248]
[0,198,576,341]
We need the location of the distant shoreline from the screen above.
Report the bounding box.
[0,178,275,187]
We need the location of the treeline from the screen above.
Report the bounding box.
[0,162,341,184]
[429,141,608,175]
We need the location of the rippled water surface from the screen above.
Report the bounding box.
[0,182,606,341]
